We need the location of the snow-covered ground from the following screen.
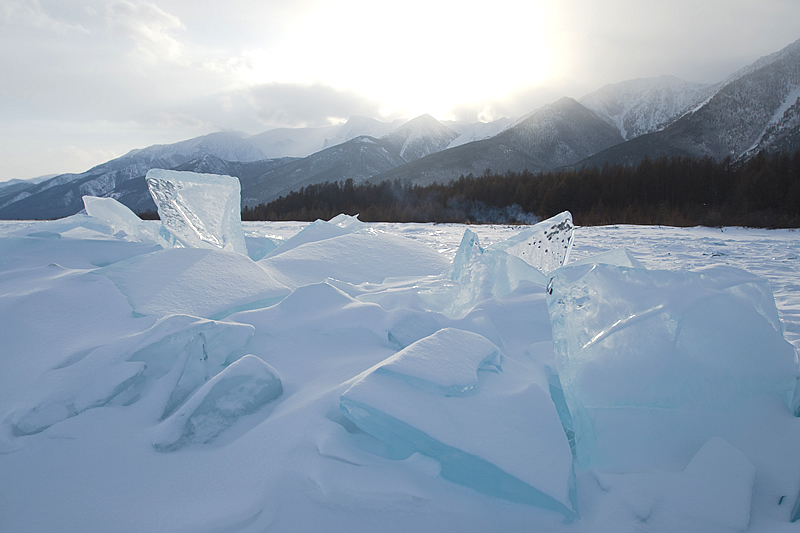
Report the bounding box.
[1,216,799,533]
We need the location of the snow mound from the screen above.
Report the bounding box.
[260,231,450,288]
[97,247,289,319]
[262,218,352,259]
[591,437,756,532]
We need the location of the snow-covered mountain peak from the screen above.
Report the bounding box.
[387,114,457,138]
[510,97,590,133]
[483,97,623,171]
[723,37,800,86]
[381,114,459,162]
[710,38,800,159]
[320,116,396,150]
[445,117,514,149]
[129,131,266,163]
[580,76,714,140]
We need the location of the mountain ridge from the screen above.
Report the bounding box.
[2,36,799,219]
[576,36,800,169]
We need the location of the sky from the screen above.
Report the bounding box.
[1,0,799,182]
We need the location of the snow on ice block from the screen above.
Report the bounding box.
[340,328,576,518]
[152,355,282,451]
[97,247,290,319]
[385,310,446,349]
[593,437,755,532]
[375,327,503,395]
[328,213,366,231]
[489,211,574,274]
[1,315,254,441]
[260,232,450,288]
[146,169,247,254]
[547,263,798,470]
[82,196,157,243]
[673,438,756,531]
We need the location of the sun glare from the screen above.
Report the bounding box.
[237,0,558,122]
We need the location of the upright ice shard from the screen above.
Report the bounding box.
[145,169,247,254]
[489,211,574,274]
[340,328,576,518]
[446,229,547,317]
[443,213,574,318]
[547,263,798,470]
[244,236,279,261]
[449,229,484,283]
[448,246,547,316]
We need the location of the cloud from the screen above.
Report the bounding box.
[106,1,186,63]
[155,112,205,129]
[549,0,800,86]
[446,84,570,124]
[0,0,87,34]
[243,83,386,128]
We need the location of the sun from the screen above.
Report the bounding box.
[236,0,558,122]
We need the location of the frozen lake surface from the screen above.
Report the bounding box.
[0,217,799,533]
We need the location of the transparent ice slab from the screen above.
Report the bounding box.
[82,196,160,244]
[152,355,282,451]
[547,262,798,469]
[1,315,254,444]
[447,229,547,317]
[489,211,574,274]
[146,169,248,254]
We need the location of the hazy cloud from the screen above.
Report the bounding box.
[154,111,205,129]
[0,0,87,34]
[106,1,186,63]
[244,83,386,128]
[447,85,569,125]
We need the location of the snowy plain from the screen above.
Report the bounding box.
[1,207,799,533]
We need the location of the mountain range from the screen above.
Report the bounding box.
[2,36,799,220]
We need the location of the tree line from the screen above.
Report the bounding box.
[235,150,798,227]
